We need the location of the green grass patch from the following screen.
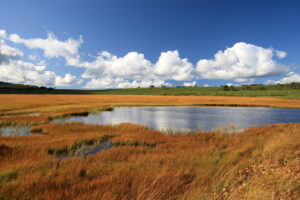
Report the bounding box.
[1,83,300,99]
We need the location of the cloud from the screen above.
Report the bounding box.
[85,78,171,89]
[9,32,83,66]
[196,42,289,81]
[110,52,153,79]
[276,72,300,84]
[265,80,276,85]
[55,73,83,86]
[82,50,194,80]
[183,81,196,87]
[153,50,194,81]
[81,50,193,88]
[82,51,152,79]
[0,40,23,64]
[0,30,6,39]
[2,29,294,89]
[275,50,287,59]
[0,60,55,86]
[0,60,82,87]
[28,54,37,61]
[84,77,120,89]
[0,39,82,87]
[117,79,171,88]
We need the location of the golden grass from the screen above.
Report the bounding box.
[1,95,300,113]
[0,122,299,200]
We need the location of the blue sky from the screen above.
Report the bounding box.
[0,0,300,88]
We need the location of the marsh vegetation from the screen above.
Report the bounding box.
[0,122,299,199]
[0,95,299,199]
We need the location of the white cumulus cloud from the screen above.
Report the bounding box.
[55,73,83,86]
[117,79,171,88]
[277,72,300,84]
[1,29,294,89]
[85,78,171,89]
[9,32,83,66]
[183,81,197,87]
[153,50,194,81]
[0,30,7,39]
[0,40,23,64]
[82,51,152,79]
[276,50,287,59]
[0,39,82,87]
[109,52,152,79]
[265,80,276,85]
[196,42,289,81]
[81,50,193,88]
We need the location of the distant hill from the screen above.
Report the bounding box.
[0,81,14,86]
[0,82,55,94]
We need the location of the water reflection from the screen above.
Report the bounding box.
[52,106,300,131]
[0,126,31,136]
[58,141,112,159]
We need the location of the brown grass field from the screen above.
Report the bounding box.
[0,95,299,200]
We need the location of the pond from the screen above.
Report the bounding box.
[51,106,300,132]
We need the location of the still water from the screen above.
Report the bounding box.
[0,126,31,136]
[52,106,300,132]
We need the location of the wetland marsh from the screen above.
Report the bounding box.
[0,95,299,200]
